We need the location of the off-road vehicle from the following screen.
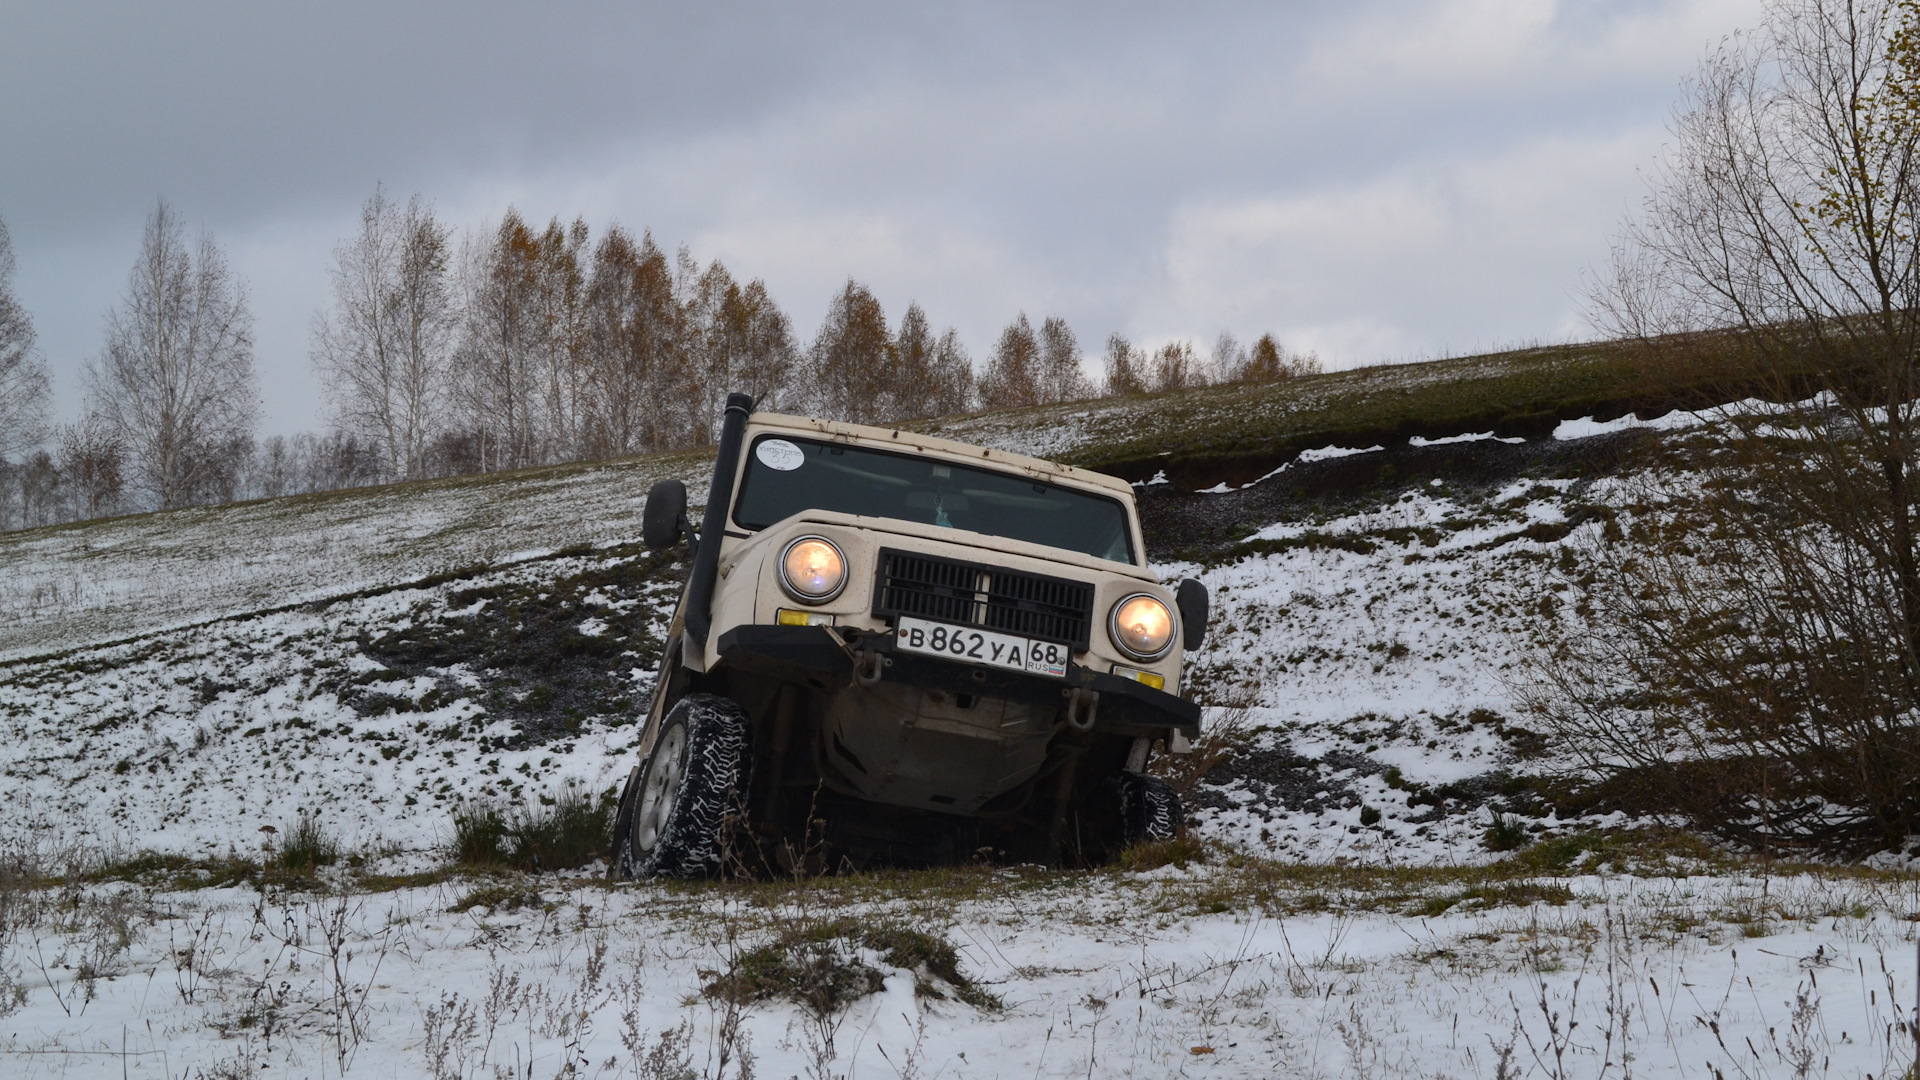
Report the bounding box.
[611,393,1208,876]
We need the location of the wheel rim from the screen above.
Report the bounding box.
[633,724,687,854]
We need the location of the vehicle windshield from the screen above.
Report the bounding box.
[732,434,1136,564]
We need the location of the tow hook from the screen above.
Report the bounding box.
[1064,687,1099,731]
[854,650,886,686]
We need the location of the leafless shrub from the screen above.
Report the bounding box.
[1540,0,1920,855]
[1151,702,1256,796]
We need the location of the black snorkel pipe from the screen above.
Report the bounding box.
[683,392,756,648]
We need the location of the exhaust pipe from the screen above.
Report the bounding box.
[683,392,755,647]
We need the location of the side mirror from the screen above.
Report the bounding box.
[642,479,690,549]
[1176,578,1209,650]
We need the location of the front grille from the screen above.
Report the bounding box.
[873,549,1094,649]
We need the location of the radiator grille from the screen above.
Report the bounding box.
[874,549,1093,649]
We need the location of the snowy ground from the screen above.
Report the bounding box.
[5,864,1919,1078]
[0,458,1603,864]
[7,408,1916,1077]
[0,452,709,664]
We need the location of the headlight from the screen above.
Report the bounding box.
[1110,593,1175,660]
[779,536,847,603]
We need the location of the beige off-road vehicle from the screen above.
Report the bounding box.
[611,393,1207,876]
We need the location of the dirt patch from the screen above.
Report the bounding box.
[1137,429,1650,561]
[342,546,685,750]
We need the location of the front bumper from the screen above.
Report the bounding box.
[713,624,1201,736]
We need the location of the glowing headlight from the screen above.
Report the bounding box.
[1109,593,1175,660]
[779,536,847,603]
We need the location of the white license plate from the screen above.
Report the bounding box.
[893,616,1070,679]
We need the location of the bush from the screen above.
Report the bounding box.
[449,800,509,866]
[1483,812,1528,853]
[275,815,340,872]
[446,787,612,872]
[507,787,611,871]
[704,917,998,1013]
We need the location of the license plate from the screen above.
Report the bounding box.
[893,616,1070,679]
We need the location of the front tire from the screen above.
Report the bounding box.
[616,694,751,878]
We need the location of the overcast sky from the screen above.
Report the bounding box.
[1,0,1762,436]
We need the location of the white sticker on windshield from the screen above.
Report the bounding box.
[755,439,806,471]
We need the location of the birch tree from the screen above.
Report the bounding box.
[86,202,257,509]
[312,187,457,481]
[0,216,48,462]
[806,280,896,425]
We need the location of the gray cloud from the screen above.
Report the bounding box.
[1,0,1761,434]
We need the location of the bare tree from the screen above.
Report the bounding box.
[1208,331,1247,386]
[57,417,124,519]
[86,202,257,510]
[927,327,975,416]
[531,217,589,462]
[0,216,49,462]
[685,257,797,441]
[979,313,1042,409]
[312,187,457,482]
[1103,333,1146,396]
[455,210,545,470]
[1536,0,1920,852]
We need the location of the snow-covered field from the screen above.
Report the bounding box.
[6,864,1918,1078]
[0,451,709,664]
[5,410,1918,1077]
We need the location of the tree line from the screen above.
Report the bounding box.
[0,191,1318,531]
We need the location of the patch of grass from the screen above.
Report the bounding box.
[704,917,999,1013]
[1420,881,1575,917]
[90,852,260,891]
[508,787,612,871]
[1483,812,1529,852]
[449,800,510,866]
[1115,835,1216,872]
[274,815,340,873]
[446,788,613,872]
[1507,828,1727,876]
[448,883,545,914]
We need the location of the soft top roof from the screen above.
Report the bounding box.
[742,412,1136,499]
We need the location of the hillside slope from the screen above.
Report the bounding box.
[0,424,1702,866]
[0,339,1751,666]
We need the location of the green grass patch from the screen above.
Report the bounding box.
[703,916,1000,1013]
[915,335,1775,482]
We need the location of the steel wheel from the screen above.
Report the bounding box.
[633,722,687,854]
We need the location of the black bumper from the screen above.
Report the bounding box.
[713,624,1201,735]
